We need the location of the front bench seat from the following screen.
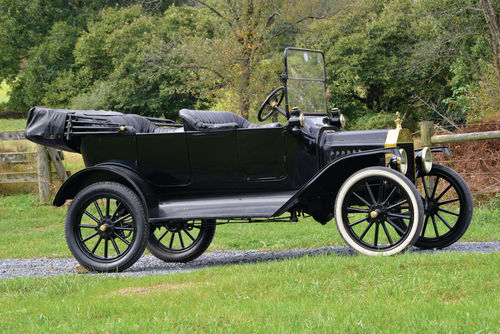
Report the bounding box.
[179,109,282,131]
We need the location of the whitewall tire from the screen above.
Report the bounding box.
[334,167,424,256]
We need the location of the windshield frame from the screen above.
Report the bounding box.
[283,47,329,117]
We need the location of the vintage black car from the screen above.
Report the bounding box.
[25,48,473,272]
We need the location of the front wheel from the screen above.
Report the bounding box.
[147,220,216,262]
[334,167,424,256]
[65,182,148,272]
[414,164,473,249]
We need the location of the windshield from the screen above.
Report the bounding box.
[285,48,328,115]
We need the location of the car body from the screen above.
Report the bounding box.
[26,48,473,272]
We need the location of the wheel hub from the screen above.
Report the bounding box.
[424,199,438,215]
[369,207,385,222]
[98,219,115,237]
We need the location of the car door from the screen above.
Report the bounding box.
[237,127,287,182]
[137,133,191,186]
[186,130,240,189]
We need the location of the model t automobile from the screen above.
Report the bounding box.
[25,48,473,272]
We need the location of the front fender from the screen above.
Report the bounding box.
[415,146,452,157]
[276,148,397,215]
[53,164,158,218]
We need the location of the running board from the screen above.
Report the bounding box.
[151,191,296,221]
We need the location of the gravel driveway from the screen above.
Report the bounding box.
[1,241,498,279]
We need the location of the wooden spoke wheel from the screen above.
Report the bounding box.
[335,167,424,255]
[414,164,473,249]
[65,182,148,272]
[147,220,216,262]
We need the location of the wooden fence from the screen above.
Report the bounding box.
[420,121,500,146]
[0,130,69,204]
[419,121,500,196]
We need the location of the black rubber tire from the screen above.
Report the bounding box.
[334,167,424,256]
[415,164,473,249]
[147,220,216,262]
[65,182,148,272]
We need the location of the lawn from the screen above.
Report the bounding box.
[0,118,25,131]
[0,193,498,259]
[0,252,498,333]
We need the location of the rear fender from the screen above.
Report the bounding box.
[276,148,396,215]
[53,164,158,218]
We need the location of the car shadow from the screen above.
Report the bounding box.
[123,241,500,276]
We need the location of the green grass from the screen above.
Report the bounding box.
[0,252,498,333]
[0,80,10,104]
[0,193,498,259]
[0,118,25,131]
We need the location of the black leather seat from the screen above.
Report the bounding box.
[120,114,183,133]
[179,109,282,131]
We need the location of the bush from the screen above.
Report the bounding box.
[348,112,398,130]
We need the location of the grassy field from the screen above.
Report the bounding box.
[0,193,498,259]
[0,118,25,131]
[0,252,498,333]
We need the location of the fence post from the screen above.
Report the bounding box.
[420,121,434,147]
[47,148,68,182]
[37,145,51,204]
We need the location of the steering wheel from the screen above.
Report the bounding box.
[258,86,288,122]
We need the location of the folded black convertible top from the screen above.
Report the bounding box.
[25,107,164,152]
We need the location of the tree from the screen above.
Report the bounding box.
[181,0,342,119]
[479,0,500,83]
[300,0,497,128]
[51,5,214,118]
[411,0,496,124]
[0,0,189,112]
[7,22,80,111]
[301,1,421,119]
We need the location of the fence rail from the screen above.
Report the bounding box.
[420,121,500,146]
[0,130,69,204]
[0,152,35,163]
[0,130,25,141]
[0,172,38,184]
[419,121,500,196]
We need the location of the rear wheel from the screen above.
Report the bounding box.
[147,220,216,262]
[414,164,473,249]
[65,182,148,272]
[335,167,424,256]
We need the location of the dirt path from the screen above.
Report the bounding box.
[1,241,499,279]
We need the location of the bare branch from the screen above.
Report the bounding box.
[195,0,231,26]
[412,94,459,130]
[173,64,226,80]
[266,12,277,27]
[225,0,240,21]
[271,15,328,39]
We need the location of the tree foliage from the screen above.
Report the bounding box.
[0,0,497,125]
